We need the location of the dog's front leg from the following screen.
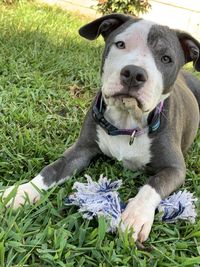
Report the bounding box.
[2,143,98,208]
[2,108,100,209]
[121,166,185,242]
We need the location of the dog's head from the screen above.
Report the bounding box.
[79,14,200,113]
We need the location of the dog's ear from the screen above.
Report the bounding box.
[79,13,133,41]
[176,31,200,71]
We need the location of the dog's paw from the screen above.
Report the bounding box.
[121,185,161,242]
[121,197,155,242]
[2,182,41,209]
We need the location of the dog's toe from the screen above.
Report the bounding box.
[138,223,152,243]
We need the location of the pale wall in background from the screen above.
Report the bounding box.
[42,0,200,40]
[142,0,200,41]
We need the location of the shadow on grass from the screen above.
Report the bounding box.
[0,18,103,182]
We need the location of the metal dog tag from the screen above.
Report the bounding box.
[129,130,136,145]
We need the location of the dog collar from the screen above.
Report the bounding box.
[92,92,163,145]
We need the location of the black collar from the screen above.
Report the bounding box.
[92,92,163,144]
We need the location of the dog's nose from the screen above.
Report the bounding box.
[120,65,148,89]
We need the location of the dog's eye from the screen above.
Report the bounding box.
[115,41,125,49]
[161,55,172,64]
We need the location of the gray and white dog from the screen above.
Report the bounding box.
[3,14,200,242]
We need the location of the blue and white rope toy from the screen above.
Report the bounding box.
[64,174,197,232]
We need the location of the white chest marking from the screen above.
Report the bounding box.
[97,126,152,170]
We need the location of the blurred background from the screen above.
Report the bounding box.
[41,0,200,41]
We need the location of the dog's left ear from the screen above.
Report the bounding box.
[79,13,133,41]
[176,31,200,71]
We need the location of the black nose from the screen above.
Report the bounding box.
[120,65,148,89]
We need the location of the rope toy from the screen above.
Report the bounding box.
[64,174,197,232]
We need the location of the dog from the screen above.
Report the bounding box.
[2,14,200,242]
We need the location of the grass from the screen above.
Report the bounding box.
[0,1,199,266]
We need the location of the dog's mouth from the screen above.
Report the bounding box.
[109,93,144,111]
[118,94,142,109]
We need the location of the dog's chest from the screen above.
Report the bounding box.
[96,108,152,170]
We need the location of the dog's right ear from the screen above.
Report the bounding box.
[176,31,200,71]
[79,13,133,41]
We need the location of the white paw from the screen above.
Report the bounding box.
[2,182,41,209]
[121,197,155,242]
[121,185,161,242]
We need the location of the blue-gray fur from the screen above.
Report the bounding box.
[39,14,200,202]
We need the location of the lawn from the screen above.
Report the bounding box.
[0,1,199,266]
